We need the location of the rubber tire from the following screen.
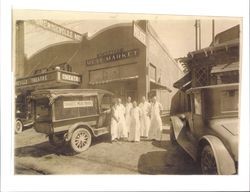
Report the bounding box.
[70,128,92,153]
[170,124,177,145]
[15,119,23,134]
[201,145,218,175]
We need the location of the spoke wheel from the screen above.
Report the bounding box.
[201,145,218,175]
[70,128,91,153]
[15,120,23,134]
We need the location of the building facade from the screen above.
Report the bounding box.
[16,20,183,111]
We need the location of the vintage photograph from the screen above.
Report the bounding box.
[14,10,241,175]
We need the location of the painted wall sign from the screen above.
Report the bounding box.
[86,48,139,66]
[63,100,93,108]
[133,23,146,45]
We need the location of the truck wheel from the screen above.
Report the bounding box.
[15,120,23,134]
[70,128,92,153]
[201,145,218,174]
[170,125,177,145]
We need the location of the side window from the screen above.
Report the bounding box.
[221,89,238,113]
[194,92,202,115]
[100,94,112,112]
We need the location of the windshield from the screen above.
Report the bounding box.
[35,98,51,122]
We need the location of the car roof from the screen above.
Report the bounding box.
[31,89,114,98]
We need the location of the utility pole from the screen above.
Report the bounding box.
[212,19,215,46]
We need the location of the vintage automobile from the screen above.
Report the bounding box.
[170,83,239,174]
[15,95,34,134]
[31,89,113,153]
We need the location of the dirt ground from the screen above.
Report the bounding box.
[15,126,201,175]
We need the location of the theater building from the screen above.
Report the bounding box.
[16,20,183,111]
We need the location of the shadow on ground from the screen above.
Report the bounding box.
[15,134,112,157]
[138,141,201,175]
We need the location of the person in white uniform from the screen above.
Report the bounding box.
[128,101,141,142]
[139,96,151,138]
[125,96,133,136]
[148,96,163,141]
[110,100,119,142]
[117,98,127,139]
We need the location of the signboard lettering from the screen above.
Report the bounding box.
[86,48,139,66]
[63,100,93,108]
[61,73,80,82]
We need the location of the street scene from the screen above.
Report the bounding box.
[14,11,240,175]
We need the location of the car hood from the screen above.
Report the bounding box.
[209,118,239,136]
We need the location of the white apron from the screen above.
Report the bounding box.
[117,104,128,138]
[128,107,141,142]
[139,101,151,137]
[148,101,163,141]
[110,107,119,140]
[125,102,133,134]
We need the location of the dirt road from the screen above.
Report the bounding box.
[15,126,200,175]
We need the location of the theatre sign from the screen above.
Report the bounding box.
[16,69,81,91]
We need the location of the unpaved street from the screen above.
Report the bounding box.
[15,126,200,175]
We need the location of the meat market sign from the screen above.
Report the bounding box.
[16,70,81,90]
[86,48,139,66]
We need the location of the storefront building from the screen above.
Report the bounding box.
[16,20,183,111]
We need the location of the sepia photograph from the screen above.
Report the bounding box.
[13,10,241,176]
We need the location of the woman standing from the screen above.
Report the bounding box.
[110,100,119,142]
[128,101,141,142]
[117,98,127,139]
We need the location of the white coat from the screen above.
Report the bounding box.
[148,101,163,141]
[139,101,151,137]
[117,103,128,138]
[125,102,133,133]
[128,106,141,142]
[110,106,119,141]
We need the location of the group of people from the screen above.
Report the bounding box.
[110,96,163,143]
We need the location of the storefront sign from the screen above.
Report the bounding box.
[133,23,146,45]
[61,73,80,82]
[86,48,139,66]
[63,100,93,108]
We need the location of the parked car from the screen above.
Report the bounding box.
[31,89,113,153]
[15,94,34,134]
[170,83,239,175]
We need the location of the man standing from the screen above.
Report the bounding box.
[125,96,133,136]
[139,96,151,138]
[117,98,127,139]
[148,96,163,141]
[128,101,141,142]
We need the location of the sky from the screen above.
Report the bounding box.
[24,18,241,59]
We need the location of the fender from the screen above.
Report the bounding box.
[64,122,95,142]
[170,115,185,139]
[200,135,236,175]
